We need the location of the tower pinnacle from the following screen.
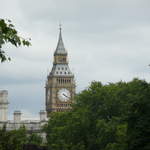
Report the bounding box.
[59,23,62,31]
[54,25,67,56]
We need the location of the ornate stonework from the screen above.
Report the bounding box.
[46,27,75,115]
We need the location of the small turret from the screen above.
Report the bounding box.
[14,110,21,122]
[0,90,9,122]
[39,110,47,121]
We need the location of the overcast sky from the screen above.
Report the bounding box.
[1,0,150,120]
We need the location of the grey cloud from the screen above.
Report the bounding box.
[1,0,150,118]
[18,0,150,25]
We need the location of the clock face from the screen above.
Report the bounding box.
[58,88,70,102]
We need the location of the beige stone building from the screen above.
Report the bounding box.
[0,90,47,133]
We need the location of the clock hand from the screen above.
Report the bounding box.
[63,93,69,98]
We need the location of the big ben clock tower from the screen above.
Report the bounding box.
[45,26,75,115]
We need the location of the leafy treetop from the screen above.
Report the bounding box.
[0,19,31,62]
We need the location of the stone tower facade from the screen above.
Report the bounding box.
[0,90,9,122]
[45,27,75,115]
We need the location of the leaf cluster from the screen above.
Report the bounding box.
[0,125,43,150]
[0,19,31,62]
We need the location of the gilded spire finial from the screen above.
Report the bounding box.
[54,23,67,55]
[59,23,62,32]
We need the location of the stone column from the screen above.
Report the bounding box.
[0,90,9,122]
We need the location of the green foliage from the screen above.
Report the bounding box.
[127,80,150,150]
[7,127,27,150]
[0,125,43,150]
[0,19,31,62]
[27,133,43,146]
[45,78,150,150]
[0,126,27,150]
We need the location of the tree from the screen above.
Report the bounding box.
[27,133,43,146]
[0,126,27,150]
[45,79,150,150]
[127,79,150,150]
[0,124,8,149]
[0,19,31,62]
[8,127,28,150]
[0,125,43,150]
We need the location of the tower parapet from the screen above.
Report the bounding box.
[0,90,9,122]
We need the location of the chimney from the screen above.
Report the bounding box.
[14,110,21,122]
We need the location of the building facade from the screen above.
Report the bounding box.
[0,90,47,133]
[45,27,75,115]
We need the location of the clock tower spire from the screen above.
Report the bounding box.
[45,27,75,115]
[54,24,67,56]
